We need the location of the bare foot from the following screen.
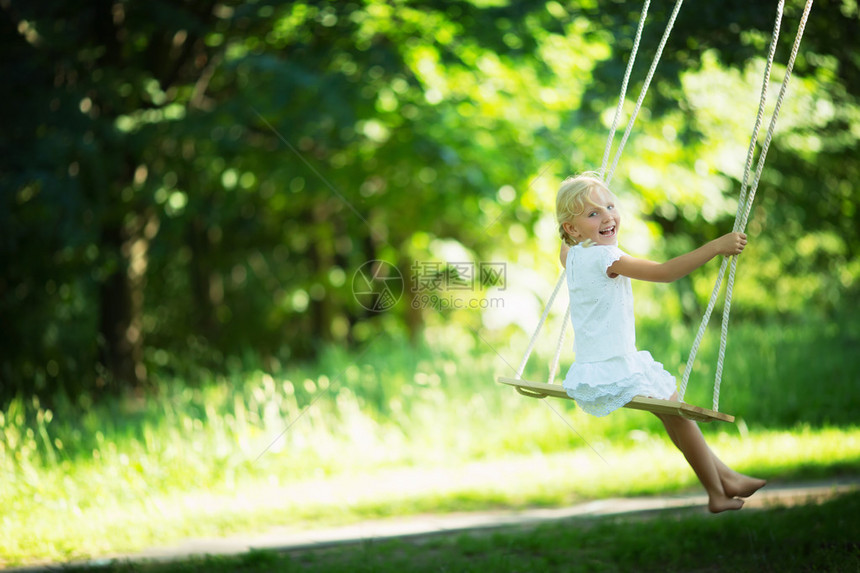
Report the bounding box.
[709,496,744,513]
[724,475,767,499]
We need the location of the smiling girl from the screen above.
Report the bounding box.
[556,172,765,512]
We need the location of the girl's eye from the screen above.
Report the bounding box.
[607,204,614,210]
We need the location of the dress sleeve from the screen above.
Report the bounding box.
[598,245,625,273]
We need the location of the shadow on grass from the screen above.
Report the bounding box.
[61,489,860,573]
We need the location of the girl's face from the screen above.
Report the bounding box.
[563,188,621,246]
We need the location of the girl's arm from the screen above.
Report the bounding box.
[608,232,747,283]
[559,242,570,268]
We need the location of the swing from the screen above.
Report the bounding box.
[498,0,813,423]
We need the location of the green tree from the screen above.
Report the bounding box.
[2,0,856,407]
[1,0,254,398]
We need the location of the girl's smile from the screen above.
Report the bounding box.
[562,189,621,246]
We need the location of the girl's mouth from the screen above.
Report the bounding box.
[600,226,616,236]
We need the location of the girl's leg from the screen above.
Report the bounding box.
[655,414,765,498]
[655,412,743,513]
[654,393,766,502]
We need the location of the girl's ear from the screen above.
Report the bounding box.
[562,221,580,240]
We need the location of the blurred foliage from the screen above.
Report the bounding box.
[1,0,858,405]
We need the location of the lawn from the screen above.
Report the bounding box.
[2,316,858,567]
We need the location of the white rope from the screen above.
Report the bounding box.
[733,3,785,232]
[605,0,685,184]
[680,0,813,410]
[738,1,813,234]
[548,305,570,384]
[515,270,566,379]
[712,0,813,410]
[679,0,784,402]
[601,0,651,178]
[711,1,787,408]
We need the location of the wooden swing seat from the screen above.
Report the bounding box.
[497,377,734,423]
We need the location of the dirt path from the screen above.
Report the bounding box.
[8,478,855,572]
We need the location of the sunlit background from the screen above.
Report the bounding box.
[1,0,858,566]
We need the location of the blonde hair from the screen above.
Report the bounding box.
[556,172,612,245]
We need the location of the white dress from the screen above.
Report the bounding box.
[562,244,676,416]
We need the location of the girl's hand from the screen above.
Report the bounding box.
[713,232,748,256]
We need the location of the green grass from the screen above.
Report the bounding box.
[53,490,860,572]
[1,316,859,567]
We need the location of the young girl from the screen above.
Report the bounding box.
[556,172,766,513]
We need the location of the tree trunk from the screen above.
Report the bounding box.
[188,214,218,343]
[98,224,139,390]
[400,250,423,345]
[98,210,155,392]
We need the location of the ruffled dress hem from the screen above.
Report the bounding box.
[563,350,676,417]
